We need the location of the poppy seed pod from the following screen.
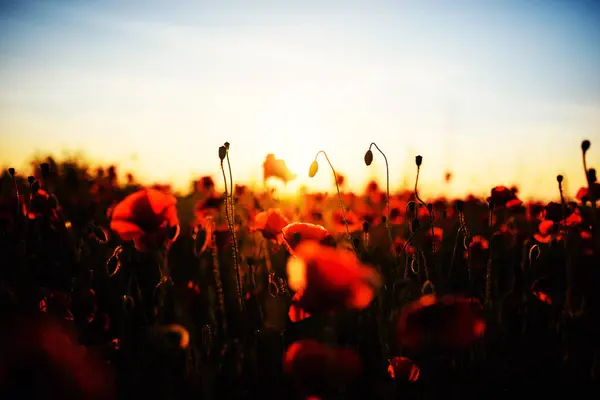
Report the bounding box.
[362,221,370,233]
[411,219,420,232]
[408,202,416,212]
[218,146,227,161]
[8,167,15,176]
[364,150,373,166]
[308,160,319,178]
[415,155,423,167]
[31,180,41,194]
[581,139,591,153]
[27,176,35,184]
[224,142,230,150]
[556,175,563,184]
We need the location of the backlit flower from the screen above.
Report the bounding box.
[110,189,179,252]
[282,222,336,255]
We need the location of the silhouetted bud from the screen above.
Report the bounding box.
[556,175,563,184]
[8,168,15,176]
[455,200,464,212]
[308,160,319,178]
[411,218,420,232]
[27,176,35,184]
[31,180,40,194]
[415,155,423,167]
[224,142,230,150]
[247,257,254,267]
[218,146,227,161]
[352,237,361,250]
[362,221,370,233]
[588,168,597,184]
[426,203,433,213]
[488,201,495,211]
[408,201,416,212]
[364,150,373,166]
[582,140,591,153]
[41,163,50,177]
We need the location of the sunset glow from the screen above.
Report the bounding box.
[1,0,599,200]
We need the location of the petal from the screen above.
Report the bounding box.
[110,220,144,241]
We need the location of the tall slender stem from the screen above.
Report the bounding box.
[314,150,354,249]
[220,162,242,312]
[368,143,395,257]
[226,152,243,311]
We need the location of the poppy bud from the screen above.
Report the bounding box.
[364,150,373,166]
[352,237,361,249]
[411,219,420,232]
[588,168,597,184]
[408,201,416,212]
[556,175,563,184]
[247,257,254,267]
[362,221,370,233]
[455,200,464,212]
[581,139,591,153]
[415,155,423,167]
[224,142,230,150]
[426,203,433,213]
[27,176,35,184]
[41,162,50,176]
[8,167,15,176]
[308,160,319,178]
[488,201,495,211]
[31,180,40,194]
[218,146,227,161]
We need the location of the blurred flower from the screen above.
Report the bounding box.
[397,294,486,351]
[0,317,114,399]
[286,242,381,315]
[282,222,336,255]
[487,186,522,209]
[465,235,489,263]
[576,183,600,203]
[197,176,215,193]
[263,154,297,183]
[249,208,289,242]
[288,289,312,323]
[27,189,60,222]
[110,189,179,252]
[331,209,362,233]
[194,194,225,221]
[387,356,420,382]
[283,340,362,394]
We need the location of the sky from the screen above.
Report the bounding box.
[1,0,599,200]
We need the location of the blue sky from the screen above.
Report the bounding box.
[1,0,599,199]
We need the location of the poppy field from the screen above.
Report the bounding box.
[1,140,599,399]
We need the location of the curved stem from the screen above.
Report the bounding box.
[220,162,242,311]
[369,142,395,258]
[226,152,243,311]
[314,150,354,249]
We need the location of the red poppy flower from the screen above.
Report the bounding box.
[286,242,382,315]
[464,235,489,262]
[263,153,297,184]
[533,220,564,244]
[110,189,179,252]
[27,189,60,222]
[283,340,362,393]
[487,186,522,209]
[194,194,225,221]
[288,290,312,323]
[331,209,362,233]
[397,294,486,351]
[576,183,600,203]
[387,356,420,382]
[282,222,336,255]
[249,208,289,242]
